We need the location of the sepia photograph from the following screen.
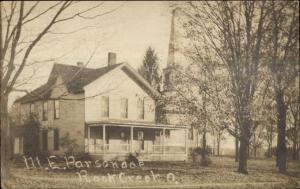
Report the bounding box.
[0,1,299,189]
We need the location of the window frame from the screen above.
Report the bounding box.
[188,128,194,140]
[42,101,48,121]
[120,97,128,119]
[101,96,109,118]
[29,103,34,114]
[54,100,60,119]
[137,98,145,120]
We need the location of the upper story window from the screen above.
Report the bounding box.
[29,103,34,114]
[101,96,109,118]
[120,98,128,119]
[42,101,48,121]
[54,100,60,119]
[137,98,145,120]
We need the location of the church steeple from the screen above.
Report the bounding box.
[163,8,179,91]
[166,8,177,68]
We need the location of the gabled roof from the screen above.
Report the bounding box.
[15,62,160,104]
[15,83,53,103]
[48,63,122,93]
[15,63,121,103]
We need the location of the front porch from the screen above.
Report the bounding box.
[85,122,189,161]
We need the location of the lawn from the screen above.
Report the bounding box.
[2,156,300,189]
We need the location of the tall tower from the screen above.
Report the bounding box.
[159,8,183,125]
[163,8,179,92]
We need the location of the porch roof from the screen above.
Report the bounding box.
[85,120,189,129]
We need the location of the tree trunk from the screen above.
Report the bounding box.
[247,143,250,158]
[292,139,297,160]
[238,138,248,174]
[213,131,216,156]
[276,89,287,173]
[268,126,273,158]
[1,94,12,180]
[253,132,257,159]
[235,124,239,162]
[268,140,272,158]
[202,130,206,158]
[217,133,220,156]
[238,118,250,174]
[292,121,298,160]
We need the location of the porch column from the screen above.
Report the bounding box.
[87,126,90,153]
[185,128,188,156]
[130,126,133,153]
[162,128,165,156]
[103,125,106,153]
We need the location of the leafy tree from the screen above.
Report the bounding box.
[183,1,270,174]
[264,1,299,173]
[138,47,161,91]
[286,80,300,160]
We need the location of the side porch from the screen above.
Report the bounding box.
[85,122,189,161]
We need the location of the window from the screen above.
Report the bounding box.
[137,98,145,120]
[42,101,48,121]
[188,128,194,140]
[120,98,128,118]
[29,103,34,114]
[54,100,60,119]
[154,131,161,145]
[54,129,59,150]
[101,96,109,117]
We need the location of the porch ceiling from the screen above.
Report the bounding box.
[85,120,189,129]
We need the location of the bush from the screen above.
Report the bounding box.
[128,153,139,165]
[191,146,212,166]
[200,156,212,166]
[192,146,213,157]
[60,132,79,155]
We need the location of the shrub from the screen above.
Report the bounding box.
[192,146,213,157]
[128,153,139,165]
[191,146,212,166]
[60,132,79,155]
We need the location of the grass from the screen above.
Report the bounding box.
[2,156,300,189]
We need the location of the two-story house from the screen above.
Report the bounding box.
[13,52,190,161]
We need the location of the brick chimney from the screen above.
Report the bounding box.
[108,52,116,66]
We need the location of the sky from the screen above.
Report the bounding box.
[9,1,175,105]
[6,1,236,149]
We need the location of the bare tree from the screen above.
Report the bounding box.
[215,127,226,156]
[286,80,300,160]
[0,1,122,178]
[265,1,299,173]
[183,1,270,173]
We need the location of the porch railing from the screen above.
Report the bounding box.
[85,143,185,154]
